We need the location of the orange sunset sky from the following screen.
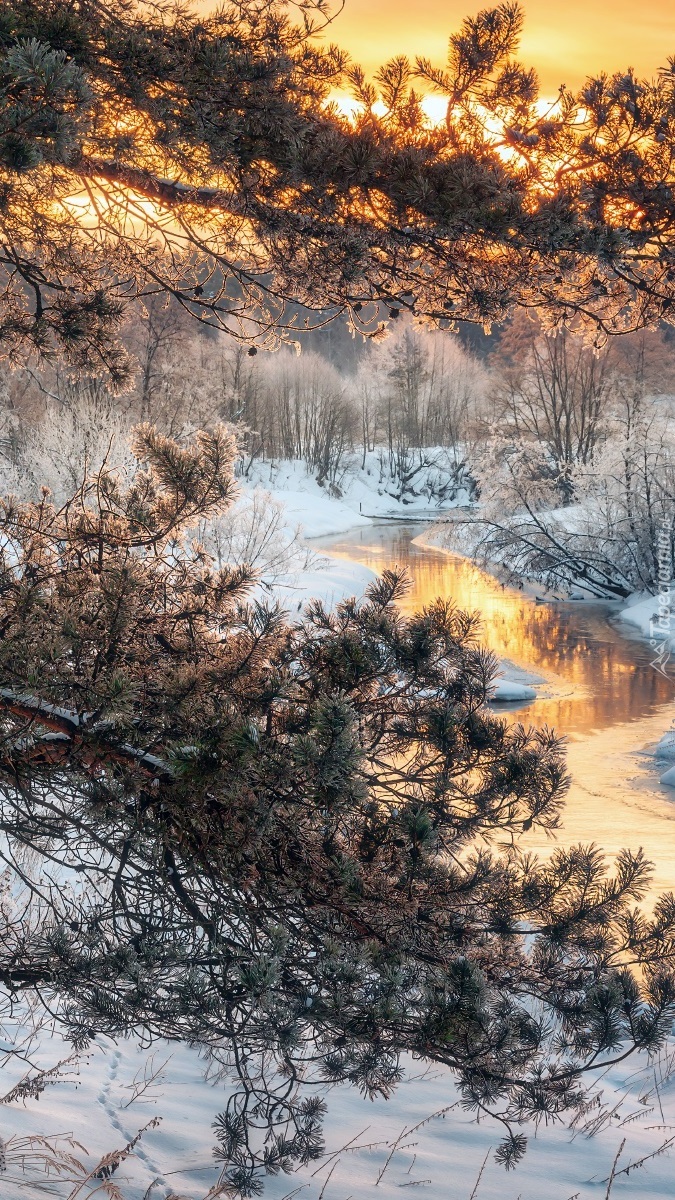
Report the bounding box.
[329,0,674,95]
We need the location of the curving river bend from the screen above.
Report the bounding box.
[318,521,675,899]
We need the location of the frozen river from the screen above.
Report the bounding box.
[319,521,675,899]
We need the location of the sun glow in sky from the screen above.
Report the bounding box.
[331,0,675,95]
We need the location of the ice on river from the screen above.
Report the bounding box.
[653,731,675,762]
[490,678,537,703]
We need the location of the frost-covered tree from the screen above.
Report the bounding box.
[489,313,613,502]
[255,349,356,482]
[0,376,135,499]
[361,323,486,452]
[3,1,675,381]
[352,321,485,498]
[445,328,675,596]
[0,427,675,1193]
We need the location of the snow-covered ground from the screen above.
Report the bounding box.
[272,557,378,613]
[4,1030,675,1199]
[260,486,371,539]
[615,596,675,789]
[642,728,675,788]
[237,452,472,531]
[207,479,377,612]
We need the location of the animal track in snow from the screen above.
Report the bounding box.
[96,1046,170,1197]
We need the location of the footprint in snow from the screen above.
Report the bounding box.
[96,1047,169,1195]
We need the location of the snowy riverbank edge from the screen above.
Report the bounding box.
[237,455,471,536]
[413,523,675,660]
[255,479,535,701]
[245,460,469,613]
[612,597,675,783]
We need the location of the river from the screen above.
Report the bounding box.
[318,521,675,898]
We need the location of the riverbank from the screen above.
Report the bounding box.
[237,453,472,533]
[236,459,469,612]
[418,517,675,666]
[207,467,467,625]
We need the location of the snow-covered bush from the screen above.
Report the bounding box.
[0,380,137,503]
[197,487,316,587]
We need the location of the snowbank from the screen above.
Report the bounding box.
[237,451,472,535]
[197,483,376,610]
[620,597,675,783]
[262,486,371,539]
[652,731,675,762]
[272,559,378,612]
[621,598,675,789]
[651,730,675,789]
[618,590,675,651]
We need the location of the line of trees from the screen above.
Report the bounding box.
[213,324,488,486]
[4,307,675,599]
[0,311,488,499]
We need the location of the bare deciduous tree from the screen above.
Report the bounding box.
[489,314,612,501]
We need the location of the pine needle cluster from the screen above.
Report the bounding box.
[2,2,675,379]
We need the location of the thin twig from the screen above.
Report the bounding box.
[654,1070,665,1124]
[318,1159,340,1200]
[376,1106,459,1186]
[604,1139,626,1199]
[468,1150,491,1200]
[601,1134,675,1183]
[310,1128,372,1177]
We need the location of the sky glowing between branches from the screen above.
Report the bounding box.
[333,0,674,95]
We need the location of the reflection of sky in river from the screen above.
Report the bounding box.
[318,523,675,898]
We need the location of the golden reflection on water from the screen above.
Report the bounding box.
[318,523,675,897]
